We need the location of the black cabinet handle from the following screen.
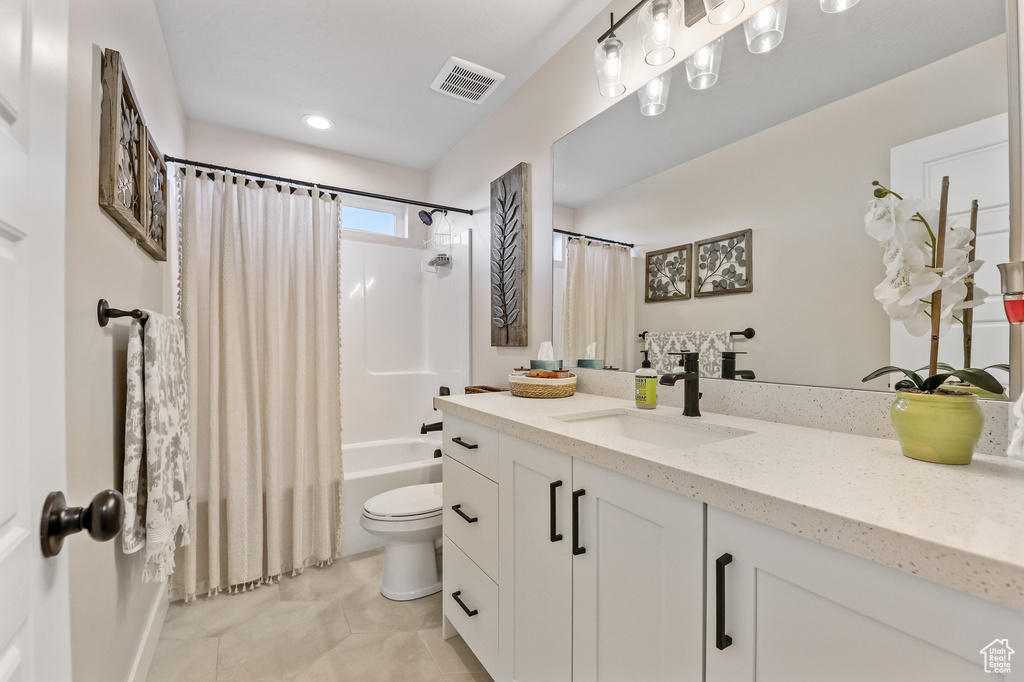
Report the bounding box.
[452,590,478,617]
[451,504,478,524]
[549,480,563,542]
[572,488,586,555]
[451,437,478,450]
[715,553,733,650]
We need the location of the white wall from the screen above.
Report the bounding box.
[65,1,186,679]
[570,36,1008,387]
[427,0,777,386]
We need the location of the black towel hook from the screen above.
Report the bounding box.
[97,299,149,327]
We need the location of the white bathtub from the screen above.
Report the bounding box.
[341,435,443,557]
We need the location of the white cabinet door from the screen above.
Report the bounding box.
[571,458,704,682]
[498,434,574,682]
[707,506,1024,682]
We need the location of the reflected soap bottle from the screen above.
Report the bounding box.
[635,350,658,409]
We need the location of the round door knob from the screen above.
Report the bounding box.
[40,489,124,558]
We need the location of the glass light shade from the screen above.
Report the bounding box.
[703,0,744,24]
[685,37,723,90]
[744,0,787,54]
[595,35,631,98]
[819,0,859,12]
[639,0,682,66]
[638,72,672,116]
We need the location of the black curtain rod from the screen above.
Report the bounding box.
[164,156,473,216]
[554,228,634,249]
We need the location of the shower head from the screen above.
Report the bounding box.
[419,208,446,226]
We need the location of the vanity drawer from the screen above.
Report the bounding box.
[443,540,498,678]
[442,414,498,482]
[443,456,498,580]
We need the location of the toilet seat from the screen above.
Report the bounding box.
[362,482,442,521]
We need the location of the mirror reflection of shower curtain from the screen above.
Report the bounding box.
[561,237,634,370]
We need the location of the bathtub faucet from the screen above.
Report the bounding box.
[421,420,443,434]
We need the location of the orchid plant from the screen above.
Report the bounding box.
[861,180,1004,395]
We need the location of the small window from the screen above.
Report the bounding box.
[341,197,407,237]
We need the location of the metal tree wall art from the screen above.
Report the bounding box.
[694,229,752,297]
[99,48,167,261]
[645,244,692,302]
[490,162,530,346]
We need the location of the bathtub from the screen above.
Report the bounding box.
[341,435,443,557]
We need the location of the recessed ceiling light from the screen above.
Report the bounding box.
[302,114,334,130]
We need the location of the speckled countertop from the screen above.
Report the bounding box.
[436,391,1024,612]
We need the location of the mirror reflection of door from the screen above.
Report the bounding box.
[889,115,1010,384]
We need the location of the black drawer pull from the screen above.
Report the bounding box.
[452,590,478,617]
[452,437,478,450]
[572,488,586,555]
[451,504,478,524]
[716,553,733,650]
[550,480,563,542]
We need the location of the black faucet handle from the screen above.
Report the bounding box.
[667,350,695,366]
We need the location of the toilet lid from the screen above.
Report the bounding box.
[363,482,443,519]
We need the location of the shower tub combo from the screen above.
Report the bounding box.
[341,435,443,557]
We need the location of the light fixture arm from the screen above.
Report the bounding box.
[597,5,648,44]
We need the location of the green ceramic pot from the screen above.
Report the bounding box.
[890,391,984,465]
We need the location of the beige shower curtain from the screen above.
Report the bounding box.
[562,237,634,370]
[175,168,342,601]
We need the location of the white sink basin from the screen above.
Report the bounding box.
[555,410,749,450]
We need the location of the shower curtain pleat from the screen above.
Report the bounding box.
[175,169,343,601]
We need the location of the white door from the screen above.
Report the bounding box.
[571,458,704,682]
[890,114,1010,379]
[0,1,72,680]
[498,435,573,682]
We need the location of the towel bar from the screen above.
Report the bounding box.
[97,299,149,327]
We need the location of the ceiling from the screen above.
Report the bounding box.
[153,0,612,172]
[554,0,1007,208]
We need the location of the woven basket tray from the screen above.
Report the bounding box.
[508,373,577,399]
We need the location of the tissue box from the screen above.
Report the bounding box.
[530,359,563,371]
[577,359,604,369]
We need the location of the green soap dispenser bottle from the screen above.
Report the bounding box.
[635,350,657,409]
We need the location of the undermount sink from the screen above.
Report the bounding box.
[555,410,750,450]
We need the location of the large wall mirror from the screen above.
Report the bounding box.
[552,0,1015,393]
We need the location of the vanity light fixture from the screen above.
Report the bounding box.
[639,0,682,66]
[703,0,745,25]
[744,0,787,54]
[685,36,723,90]
[638,71,672,116]
[595,14,632,98]
[819,0,859,13]
[302,114,334,130]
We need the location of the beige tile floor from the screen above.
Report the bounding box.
[148,549,492,682]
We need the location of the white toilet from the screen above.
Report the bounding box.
[360,482,443,600]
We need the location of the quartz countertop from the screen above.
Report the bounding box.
[435,391,1024,611]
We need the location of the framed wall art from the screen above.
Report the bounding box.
[99,48,167,261]
[490,162,530,346]
[645,244,692,302]
[694,229,752,297]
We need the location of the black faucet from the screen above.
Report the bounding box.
[721,351,756,381]
[659,351,701,417]
[421,420,443,434]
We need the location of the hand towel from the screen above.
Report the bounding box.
[645,331,733,376]
[1008,392,1024,460]
[122,311,192,582]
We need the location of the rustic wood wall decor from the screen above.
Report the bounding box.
[99,48,167,261]
[694,229,752,297]
[645,244,692,302]
[490,162,530,346]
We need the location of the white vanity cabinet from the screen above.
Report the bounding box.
[498,434,704,682]
[706,506,1024,682]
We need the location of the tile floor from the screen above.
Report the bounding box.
[147,548,492,681]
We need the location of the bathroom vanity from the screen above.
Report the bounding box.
[437,391,1024,681]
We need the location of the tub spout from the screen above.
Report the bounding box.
[421,420,443,434]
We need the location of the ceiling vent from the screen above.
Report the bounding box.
[430,57,505,104]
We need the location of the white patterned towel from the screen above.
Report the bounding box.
[122,311,192,582]
[645,331,733,377]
